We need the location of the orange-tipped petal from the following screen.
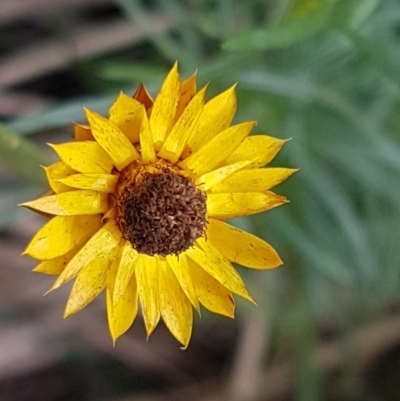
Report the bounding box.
[133,82,154,111]
[73,122,94,141]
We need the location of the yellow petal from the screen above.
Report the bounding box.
[211,167,298,193]
[73,122,94,141]
[106,245,120,298]
[180,121,256,176]
[159,260,193,348]
[187,257,235,317]
[24,215,102,260]
[49,142,114,174]
[186,84,237,154]
[135,255,160,337]
[139,107,157,163]
[175,71,197,121]
[106,240,124,295]
[133,83,154,112]
[206,219,283,269]
[114,241,139,306]
[207,191,288,219]
[50,220,121,290]
[195,161,251,191]
[20,190,108,216]
[107,272,138,343]
[106,243,138,342]
[186,238,254,302]
[150,62,180,150]
[58,173,118,193]
[109,92,144,143]
[84,107,139,170]
[166,254,199,312]
[224,135,289,168]
[158,85,207,163]
[43,161,75,193]
[33,246,81,275]
[64,247,117,318]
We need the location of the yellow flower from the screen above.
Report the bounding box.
[21,62,296,347]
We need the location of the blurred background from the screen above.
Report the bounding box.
[1,0,400,400]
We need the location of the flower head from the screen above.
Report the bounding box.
[21,62,296,347]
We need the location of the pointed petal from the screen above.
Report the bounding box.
[104,206,117,220]
[109,92,144,143]
[175,71,197,121]
[24,215,102,260]
[103,238,124,300]
[114,241,139,306]
[49,142,114,174]
[195,161,251,191]
[107,271,138,343]
[20,190,108,216]
[180,121,256,176]
[106,243,138,342]
[159,260,193,348]
[166,254,199,311]
[33,246,81,275]
[43,161,75,193]
[64,247,118,317]
[84,108,139,170]
[186,238,254,302]
[224,135,289,167]
[58,173,118,193]
[50,220,121,290]
[133,83,154,111]
[187,257,235,317]
[207,191,288,219]
[135,255,160,337]
[206,219,283,269]
[186,84,237,154]
[74,123,94,141]
[211,168,299,193]
[150,62,180,150]
[106,246,120,298]
[139,107,157,163]
[158,85,207,163]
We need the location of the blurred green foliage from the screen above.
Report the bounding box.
[2,0,400,399]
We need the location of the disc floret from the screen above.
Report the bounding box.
[116,165,207,257]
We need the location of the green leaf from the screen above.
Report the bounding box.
[7,96,114,136]
[287,0,341,18]
[0,185,40,229]
[0,124,50,186]
[224,7,331,51]
[94,62,165,84]
[330,0,381,31]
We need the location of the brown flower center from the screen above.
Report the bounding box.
[116,168,207,257]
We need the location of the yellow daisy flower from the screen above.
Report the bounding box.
[21,62,296,348]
